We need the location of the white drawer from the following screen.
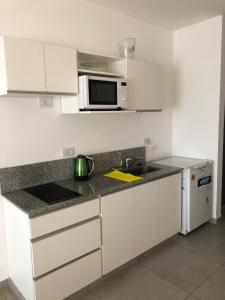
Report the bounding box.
[34,250,102,300]
[32,218,101,278]
[30,199,99,239]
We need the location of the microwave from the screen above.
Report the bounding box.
[78,75,128,110]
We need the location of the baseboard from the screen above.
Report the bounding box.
[210,215,222,224]
[0,279,8,288]
[8,278,25,300]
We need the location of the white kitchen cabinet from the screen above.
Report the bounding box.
[159,174,181,242]
[101,189,134,274]
[125,58,164,110]
[146,61,164,110]
[44,44,78,94]
[0,36,78,96]
[32,219,101,278]
[3,197,102,300]
[3,172,181,299]
[126,58,146,110]
[34,250,101,300]
[134,181,159,256]
[0,36,46,94]
[101,174,181,274]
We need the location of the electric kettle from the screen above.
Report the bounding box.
[74,155,94,181]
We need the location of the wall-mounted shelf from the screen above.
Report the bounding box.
[136,109,162,112]
[77,51,125,78]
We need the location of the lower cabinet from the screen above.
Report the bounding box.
[159,174,181,242]
[34,250,101,300]
[101,188,134,275]
[4,173,181,299]
[3,198,102,300]
[134,180,159,256]
[101,174,181,274]
[32,218,101,278]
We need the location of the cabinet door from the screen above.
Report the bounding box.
[44,44,78,94]
[134,181,159,256]
[101,189,134,274]
[159,174,181,242]
[3,37,46,92]
[126,59,146,110]
[146,62,164,110]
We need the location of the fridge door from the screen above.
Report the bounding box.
[187,162,212,232]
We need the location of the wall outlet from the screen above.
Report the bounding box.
[62,147,75,158]
[144,138,151,145]
[39,97,54,108]
[152,144,158,151]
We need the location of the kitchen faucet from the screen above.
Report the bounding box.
[125,156,145,169]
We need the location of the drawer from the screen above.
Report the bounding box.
[34,250,102,300]
[32,218,101,278]
[30,198,99,239]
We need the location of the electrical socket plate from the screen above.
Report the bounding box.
[62,147,75,158]
[39,97,54,108]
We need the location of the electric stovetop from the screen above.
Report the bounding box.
[24,182,81,205]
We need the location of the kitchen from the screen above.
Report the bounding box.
[0,0,225,299]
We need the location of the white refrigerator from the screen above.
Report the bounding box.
[155,156,213,235]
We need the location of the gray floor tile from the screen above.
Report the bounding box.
[185,295,199,300]
[140,242,219,292]
[67,291,101,300]
[94,263,188,300]
[176,220,225,264]
[193,265,225,300]
[0,288,17,300]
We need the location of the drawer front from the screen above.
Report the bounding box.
[30,199,99,239]
[34,250,102,300]
[32,218,101,278]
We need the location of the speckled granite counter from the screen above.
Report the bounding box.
[2,162,182,218]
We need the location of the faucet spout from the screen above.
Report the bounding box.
[125,156,144,169]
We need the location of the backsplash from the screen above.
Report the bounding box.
[0,147,145,194]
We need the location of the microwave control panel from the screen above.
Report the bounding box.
[119,81,128,109]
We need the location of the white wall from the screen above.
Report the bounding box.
[173,16,224,219]
[0,0,173,281]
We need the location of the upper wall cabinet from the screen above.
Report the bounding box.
[125,58,164,111]
[0,36,78,96]
[0,36,46,94]
[44,44,78,94]
[126,59,146,110]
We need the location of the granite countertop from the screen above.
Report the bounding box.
[3,162,182,218]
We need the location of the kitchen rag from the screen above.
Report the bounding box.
[104,170,143,183]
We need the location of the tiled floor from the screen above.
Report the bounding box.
[0,287,17,300]
[2,216,225,300]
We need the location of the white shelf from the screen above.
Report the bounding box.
[78,69,124,77]
[77,51,125,78]
[77,51,123,64]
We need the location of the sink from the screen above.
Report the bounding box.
[122,165,160,176]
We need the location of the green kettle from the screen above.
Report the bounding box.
[74,155,94,181]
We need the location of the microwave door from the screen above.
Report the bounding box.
[87,79,118,109]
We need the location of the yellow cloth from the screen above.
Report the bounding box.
[104,170,143,183]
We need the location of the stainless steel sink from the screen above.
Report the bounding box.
[122,165,160,176]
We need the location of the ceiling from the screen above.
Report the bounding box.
[87,0,225,29]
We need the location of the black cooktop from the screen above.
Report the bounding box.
[24,182,81,205]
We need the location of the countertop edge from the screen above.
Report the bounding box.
[3,166,183,219]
